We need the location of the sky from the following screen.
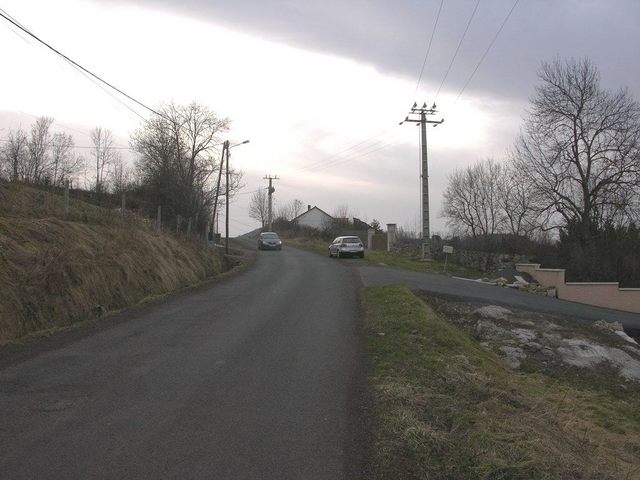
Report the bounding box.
[1,0,639,236]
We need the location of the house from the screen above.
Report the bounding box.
[292,205,334,230]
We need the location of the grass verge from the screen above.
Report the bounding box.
[285,237,481,278]
[361,284,639,479]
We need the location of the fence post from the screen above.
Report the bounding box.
[63,180,70,218]
[387,223,397,252]
[187,217,192,237]
[157,205,162,231]
[121,193,126,219]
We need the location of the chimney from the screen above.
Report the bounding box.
[307,205,311,211]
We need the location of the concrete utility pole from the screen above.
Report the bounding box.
[400,102,444,259]
[264,175,279,231]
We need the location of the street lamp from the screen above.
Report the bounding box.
[211,139,249,254]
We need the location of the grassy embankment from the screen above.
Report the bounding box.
[362,284,640,479]
[0,181,234,345]
[285,237,481,278]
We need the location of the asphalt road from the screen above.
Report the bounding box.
[357,265,640,330]
[0,245,363,480]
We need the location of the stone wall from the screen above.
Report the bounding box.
[440,249,531,273]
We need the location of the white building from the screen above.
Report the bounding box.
[292,206,334,230]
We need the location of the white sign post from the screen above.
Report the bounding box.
[442,245,454,272]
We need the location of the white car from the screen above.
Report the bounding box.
[328,236,365,258]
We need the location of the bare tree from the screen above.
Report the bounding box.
[332,204,351,220]
[90,127,117,194]
[497,161,544,237]
[109,153,129,195]
[0,128,28,181]
[26,117,54,184]
[50,132,82,186]
[442,159,505,238]
[276,198,305,221]
[130,102,237,229]
[513,57,640,239]
[248,188,269,228]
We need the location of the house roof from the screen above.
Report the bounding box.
[292,206,334,222]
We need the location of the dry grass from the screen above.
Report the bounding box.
[0,181,227,345]
[362,285,640,479]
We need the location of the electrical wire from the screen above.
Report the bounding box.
[311,138,401,174]
[0,7,33,46]
[414,0,444,97]
[454,0,520,103]
[16,110,93,138]
[0,9,162,119]
[64,60,147,121]
[433,0,481,101]
[0,138,130,150]
[289,127,396,174]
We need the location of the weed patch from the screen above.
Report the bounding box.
[362,285,640,479]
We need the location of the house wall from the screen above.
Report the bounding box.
[516,263,640,314]
[296,208,332,229]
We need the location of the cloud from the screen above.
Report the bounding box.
[3,0,640,236]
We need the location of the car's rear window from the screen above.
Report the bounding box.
[344,238,361,243]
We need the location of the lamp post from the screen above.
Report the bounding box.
[223,140,249,254]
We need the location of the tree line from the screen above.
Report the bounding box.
[0,117,123,191]
[442,58,640,284]
[0,102,242,235]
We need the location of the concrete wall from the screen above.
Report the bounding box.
[516,263,640,314]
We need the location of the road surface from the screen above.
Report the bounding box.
[0,246,364,480]
[357,265,640,330]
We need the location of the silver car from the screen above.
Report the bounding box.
[328,236,365,258]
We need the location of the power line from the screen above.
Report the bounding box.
[0,138,131,149]
[454,0,520,103]
[15,110,93,138]
[64,60,147,121]
[414,0,444,97]
[290,127,399,175]
[291,128,395,174]
[0,9,161,118]
[0,7,33,46]
[312,138,401,173]
[433,0,481,101]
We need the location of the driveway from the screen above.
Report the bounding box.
[356,265,640,330]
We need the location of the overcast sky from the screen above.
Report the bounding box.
[1,0,639,236]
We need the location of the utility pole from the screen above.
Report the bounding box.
[400,102,443,259]
[214,139,249,253]
[212,140,228,246]
[264,175,279,231]
[225,141,231,254]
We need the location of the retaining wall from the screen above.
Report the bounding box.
[516,263,640,314]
